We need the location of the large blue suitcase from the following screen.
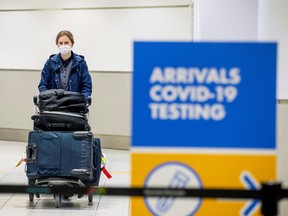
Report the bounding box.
[26,131,101,186]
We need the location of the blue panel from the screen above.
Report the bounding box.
[132,42,276,149]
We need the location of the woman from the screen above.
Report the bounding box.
[38,30,92,98]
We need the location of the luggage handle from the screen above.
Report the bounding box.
[71,169,92,180]
[73,131,93,140]
[87,96,92,106]
[26,144,37,163]
[48,123,71,129]
[33,96,39,114]
[33,96,38,106]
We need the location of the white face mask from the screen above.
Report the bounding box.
[59,45,72,55]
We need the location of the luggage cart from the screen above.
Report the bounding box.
[28,177,93,208]
[26,91,101,208]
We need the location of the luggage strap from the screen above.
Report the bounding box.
[41,111,86,118]
[101,166,112,179]
[101,153,112,179]
[15,153,27,168]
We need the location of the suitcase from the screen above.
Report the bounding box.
[38,89,88,113]
[26,131,101,186]
[32,111,91,131]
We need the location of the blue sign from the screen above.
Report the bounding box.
[132,42,276,149]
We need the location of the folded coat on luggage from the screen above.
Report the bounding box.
[38,89,88,113]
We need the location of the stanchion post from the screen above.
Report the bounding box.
[261,182,281,216]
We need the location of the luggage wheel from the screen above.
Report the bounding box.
[29,193,34,202]
[28,179,36,202]
[88,193,93,203]
[54,194,61,208]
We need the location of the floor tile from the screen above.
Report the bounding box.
[0,140,131,216]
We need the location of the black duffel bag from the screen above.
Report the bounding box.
[38,89,88,113]
[32,111,91,131]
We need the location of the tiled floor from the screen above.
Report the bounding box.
[0,140,130,216]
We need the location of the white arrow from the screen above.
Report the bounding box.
[240,171,260,216]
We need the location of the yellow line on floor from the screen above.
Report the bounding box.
[110,172,130,174]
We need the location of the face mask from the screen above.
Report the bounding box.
[59,45,72,55]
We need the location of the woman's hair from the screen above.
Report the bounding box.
[56,30,74,45]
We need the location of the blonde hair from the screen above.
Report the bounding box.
[56,30,74,45]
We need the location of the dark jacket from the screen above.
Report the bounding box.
[38,52,92,98]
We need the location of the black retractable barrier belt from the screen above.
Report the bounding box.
[0,184,287,216]
[0,184,286,199]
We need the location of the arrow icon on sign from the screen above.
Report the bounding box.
[240,171,260,216]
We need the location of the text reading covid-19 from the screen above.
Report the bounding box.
[148,67,241,121]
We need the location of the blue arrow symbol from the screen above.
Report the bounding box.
[240,171,260,216]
